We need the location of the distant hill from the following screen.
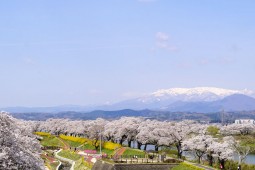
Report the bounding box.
[164,94,255,112]
[10,109,156,121]
[9,109,255,124]
[215,94,255,111]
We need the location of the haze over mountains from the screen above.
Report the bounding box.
[2,87,255,113]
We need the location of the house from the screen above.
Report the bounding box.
[235,119,255,124]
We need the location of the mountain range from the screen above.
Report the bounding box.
[99,87,255,112]
[2,87,255,113]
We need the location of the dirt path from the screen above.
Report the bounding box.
[41,154,56,163]
[113,147,126,159]
[56,137,70,150]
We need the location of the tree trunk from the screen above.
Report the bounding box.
[137,142,142,150]
[144,144,147,151]
[176,143,182,159]
[198,156,201,164]
[196,151,204,164]
[119,139,124,145]
[207,154,213,166]
[92,139,99,150]
[219,159,225,169]
[155,145,159,152]
[106,136,111,141]
[128,140,132,147]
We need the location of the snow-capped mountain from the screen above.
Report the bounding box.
[103,87,255,111]
[149,87,253,102]
[132,87,253,106]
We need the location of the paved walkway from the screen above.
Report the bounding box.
[55,149,75,170]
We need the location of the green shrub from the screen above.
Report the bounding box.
[207,126,219,137]
[103,141,121,150]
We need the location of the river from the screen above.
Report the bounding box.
[184,151,255,165]
[123,141,255,165]
[233,154,255,165]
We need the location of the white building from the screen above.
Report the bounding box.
[235,119,255,124]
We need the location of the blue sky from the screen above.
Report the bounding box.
[0,0,255,107]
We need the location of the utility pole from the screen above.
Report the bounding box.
[99,129,102,157]
[221,109,225,126]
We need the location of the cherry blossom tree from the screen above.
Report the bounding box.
[103,120,118,142]
[87,118,107,150]
[0,111,44,170]
[208,137,234,169]
[136,119,170,151]
[136,119,153,150]
[170,120,203,159]
[182,134,214,163]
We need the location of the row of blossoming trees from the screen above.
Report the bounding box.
[30,116,255,168]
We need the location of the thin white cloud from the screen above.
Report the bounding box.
[155,32,177,51]
[156,32,169,41]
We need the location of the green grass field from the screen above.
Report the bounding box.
[61,138,84,148]
[58,150,81,161]
[172,163,204,170]
[122,148,145,157]
[101,148,114,155]
[40,136,64,147]
[80,143,96,150]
